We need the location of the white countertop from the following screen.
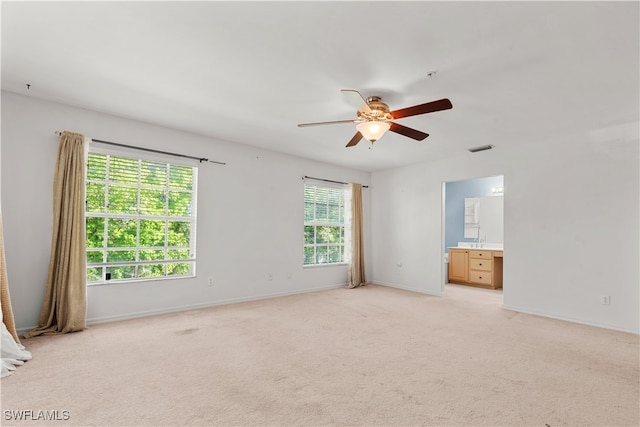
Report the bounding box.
[448,245,503,251]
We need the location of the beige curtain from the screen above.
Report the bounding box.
[0,208,20,343]
[347,183,366,288]
[24,131,87,338]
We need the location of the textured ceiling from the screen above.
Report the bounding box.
[2,1,638,172]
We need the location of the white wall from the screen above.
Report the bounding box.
[371,132,639,333]
[3,90,637,334]
[1,92,371,331]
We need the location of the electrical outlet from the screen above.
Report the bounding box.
[268,273,273,281]
[208,276,214,287]
[601,295,610,305]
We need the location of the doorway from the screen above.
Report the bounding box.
[442,175,504,296]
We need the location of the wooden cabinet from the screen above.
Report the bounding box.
[448,248,503,289]
[448,249,469,283]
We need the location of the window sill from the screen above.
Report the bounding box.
[87,274,195,286]
[303,262,348,269]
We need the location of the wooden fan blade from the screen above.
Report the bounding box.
[341,89,372,114]
[391,98,452,119]
[346,132,363,147]
[389,122,429,141]
[298,119,356,127]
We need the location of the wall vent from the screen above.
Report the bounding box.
[468,144,494,153]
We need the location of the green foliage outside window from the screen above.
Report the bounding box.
[85,153,196,283]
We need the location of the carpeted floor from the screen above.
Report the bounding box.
[2,284,638,426]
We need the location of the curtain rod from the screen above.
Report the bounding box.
[303,175,369,188]
[55,131,226,165]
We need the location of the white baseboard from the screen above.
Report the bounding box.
[16,326,38,336]
[17,283,347,334]
[20,283,633,336]
[501,304,639,335]
[371,280,445,297]
[372,282,638,335]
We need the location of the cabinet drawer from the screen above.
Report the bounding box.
[469,250,492,259]
[469,258,492,271]
[469,271,492,285]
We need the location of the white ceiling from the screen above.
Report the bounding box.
[2,1,638,172]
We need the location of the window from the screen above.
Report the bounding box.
[304,183,348,266]
[85,152,197,284]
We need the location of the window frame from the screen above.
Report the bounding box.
[85,147,198,285]
[303,181,350,267]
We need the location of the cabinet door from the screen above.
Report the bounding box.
[448,250,469,282]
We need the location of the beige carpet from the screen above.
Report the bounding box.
[1,284,638,426]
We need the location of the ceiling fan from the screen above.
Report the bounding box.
[298,89,452,147]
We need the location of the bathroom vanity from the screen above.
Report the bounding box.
[448,247,503,289]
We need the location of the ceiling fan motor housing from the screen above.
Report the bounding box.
[365,96,393,120]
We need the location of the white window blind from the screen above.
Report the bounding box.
[85,152,198,284]
[303,182,348,266]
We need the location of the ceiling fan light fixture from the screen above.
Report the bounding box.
[356,121,390,142]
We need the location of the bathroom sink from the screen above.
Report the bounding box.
[456,242,475,248]
[452,242,503,250]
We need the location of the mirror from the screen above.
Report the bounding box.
[464,196,503,243]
